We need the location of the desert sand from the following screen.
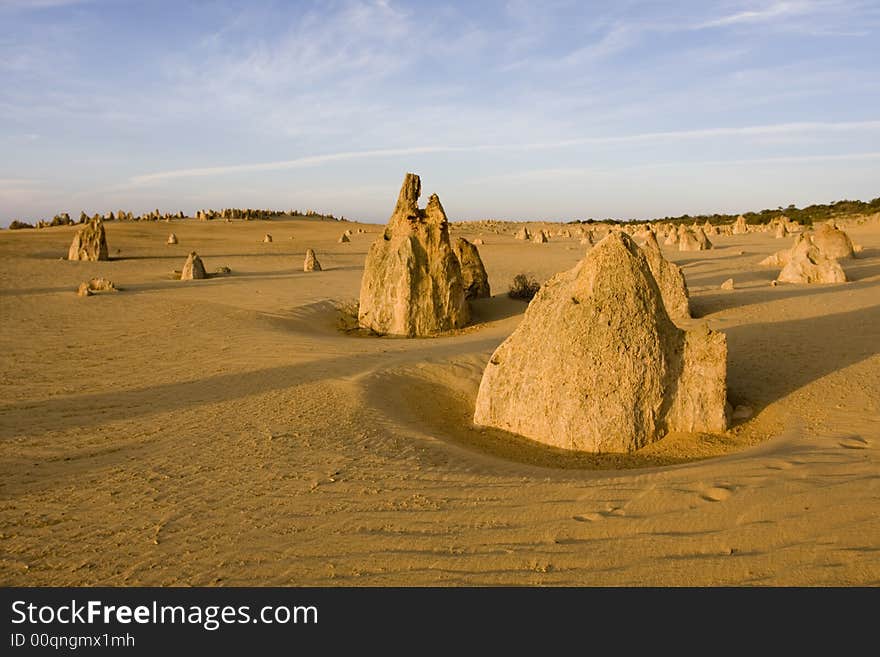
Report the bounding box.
[1,214,878,585]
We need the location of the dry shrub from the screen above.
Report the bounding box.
[508,273,541,300]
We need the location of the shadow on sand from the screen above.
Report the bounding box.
[724,304,880,408]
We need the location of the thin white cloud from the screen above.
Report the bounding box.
[474,151,880,184]
[698,1,814,28]
[0,177,41,186]
[0,0,96,8]
[129,120,880,184]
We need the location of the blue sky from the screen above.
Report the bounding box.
[1,0,878,225]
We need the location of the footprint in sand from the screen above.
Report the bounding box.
[573,512,605,522]
[700,486,734,502]
[764,460,796,471]
[573,506,625,522]
[838,436,869,450]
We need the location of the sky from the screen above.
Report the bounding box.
[1,0,878,225]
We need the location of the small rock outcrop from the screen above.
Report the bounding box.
[694,227,713,250]
[532,230,548,244]
[263,234,273,243]
[759,249,792,268]
[68,217,109,261]
[732,215,748,235]
[338,233,351,243]
[180,252,207,280]
[75,277,117,297]
[721,278,735,290]
[473,233,728,453]
[514,227,531,241]
[453,237,491,299]
[678,228,703,251]
[357,173,469,336]
[304,249,322,272]
[777,237,847,284]
[167,233,178,245]
[812,223,854,259]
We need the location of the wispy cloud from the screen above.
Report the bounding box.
[698,1,814,27]
[3,1,879,223]
[129,120,880,184]
[0,0,96,9]
[474,151,880,184]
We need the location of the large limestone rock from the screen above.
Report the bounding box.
[453,237,490,299]
[180,251,207,280]
[532,229,548,244]
[304,249,322,272]
[774,223,787,239]
[357,173,470,336]
[777,237,847,284]
[641,230,690,320]
[514,227,531,240]
[812,223,854,259]
[732,215,748,235]
[68,217,109,261]
[473,233,728,453]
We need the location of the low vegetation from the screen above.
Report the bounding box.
[508,273,541,300]
[568,197,880,227]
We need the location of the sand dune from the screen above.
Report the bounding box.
[1,217,878,585]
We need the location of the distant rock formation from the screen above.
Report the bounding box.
[732,215,748,235]
[514,227,531,240]
[454,237,491,299]
[811,223,854,259]
[338,233,350,243]
[304,249,322,272]
[761,225,854,274]
[180,252,207,280]
[759,248,792,268]
[357,173,469,336]
[68,217,109,261]
[167,233,178,245]
[473,233,728,453]
[263,234,273,243]
[777,237,847,284]
[678,228,706,251]
[532,229,548,244]
[693,226,713,250]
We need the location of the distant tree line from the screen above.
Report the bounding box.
[5,207,348,230]
[566,197,880,227]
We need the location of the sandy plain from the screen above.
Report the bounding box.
[0,215,878,585]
